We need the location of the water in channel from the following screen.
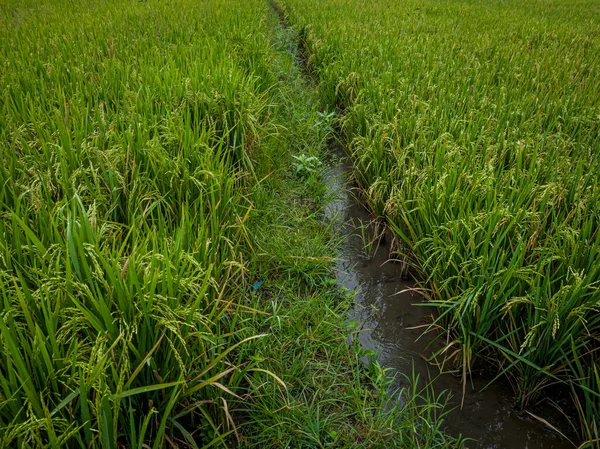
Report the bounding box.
[324,148,573,449]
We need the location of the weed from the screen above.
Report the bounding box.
[292,153,322,178]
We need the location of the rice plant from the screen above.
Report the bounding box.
[0,0,277,446]
[274,0,600,445]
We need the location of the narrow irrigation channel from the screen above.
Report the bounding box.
[271,2,576,447]
[324,147,572,449]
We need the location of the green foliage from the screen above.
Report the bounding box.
[0,0,273,446]
[0,0,462,447]
[275,0,600,445]
[292,154,322,178]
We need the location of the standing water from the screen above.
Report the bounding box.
[325,148,573,449]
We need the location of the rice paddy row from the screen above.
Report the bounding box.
[274,0,600,446]
[0,0,277,445]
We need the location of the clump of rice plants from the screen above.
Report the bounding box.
[0,0,276,446]
[275,0,600,445]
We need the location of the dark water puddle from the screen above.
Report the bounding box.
[325,148,574,449]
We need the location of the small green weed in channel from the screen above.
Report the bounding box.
[292,153,322,178]
[314,110,337,142]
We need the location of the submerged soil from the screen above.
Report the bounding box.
[325,148,573,449]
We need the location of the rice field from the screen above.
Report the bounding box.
[0,0,463,447]
[0,0,278,446]
[275,0,600,445]
[2,0,599,446]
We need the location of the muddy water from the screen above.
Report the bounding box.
[325,150,573,449]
